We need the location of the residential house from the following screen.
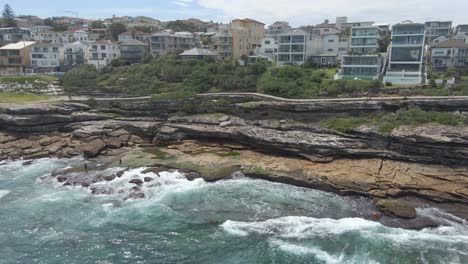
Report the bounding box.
[277,29,307,66]
[0,41,35,75]
[384,21,426,85]
[30,43,63,71]
[455,25,468,35]
[88,40,120,69]
[431,39,468,69]
[31,31,64,44]
[118,31,151,43]
[307,54,337,67]
[341,26,385,80]
[89,28,109,41]
[266,21,292,39]
[454,33,468,44]
[322,34,349,61]
[63,40,89,66]
[425,21,452,40]
[431,34,450,47]
[29,26,53,33]
[0,27,31,46]
[179,47,218,60]
[231,18,265,55]
[212,24,251,59]
[149,31,196,57]
[119,39,149,63]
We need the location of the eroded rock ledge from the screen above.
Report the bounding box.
[1,100,468,217]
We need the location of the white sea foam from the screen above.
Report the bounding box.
[270,240,343,263]
[221,215,468,244]
[0,190,10,200]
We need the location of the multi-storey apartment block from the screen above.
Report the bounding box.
[150,31,196,57]
[30,43,63,70]
[341,26,385,80]
[118,31,151,43]
[277,29,307,66]
[0,41,35,75]
[431,39,468,69]
[0,27,31,46]
[231,18,265,55]
[456,25,468,35]
[384,21,426,85]
[88,40,120,69]
[63,40,89,66]
[119,39,149,64]
[266,22,292,39]
[425,21,452,39]
[212,24,248,59]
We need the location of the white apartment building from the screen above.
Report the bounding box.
[29,26,53,33]
[384,21,426,85]
[64,40,89,66]
[322,34,349,60]
[277,29,307,66]
[88,40,120,69]
[30,43,63,69]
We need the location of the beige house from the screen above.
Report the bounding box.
[0,41,35,75]
[213,18,265,60]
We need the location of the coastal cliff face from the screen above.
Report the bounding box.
[1,96,468,215]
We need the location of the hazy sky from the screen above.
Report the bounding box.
[9,0,468,26]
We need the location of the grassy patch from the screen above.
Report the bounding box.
[0,92,50,103]
[142,147,173,160]
[461,76,468,81]
[0,76,57,83]
[321,108,464,134]
[245,166,275,176]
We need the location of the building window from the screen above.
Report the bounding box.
[265,40,271,44]
[101,45,106,50]
[327,49,333,52]
[328,39,334,43]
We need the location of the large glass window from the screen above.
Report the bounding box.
[278,54,290,61]
[392,36,424,45]
[292,54,304,62]
[352,28,379,37]
[389,64,421,72]
[393,25,425,35]
[291,35,305,43]
[279,36,291,43]
[343,56,379,65]
[351,38,377,46]
[278,45,290,52]
[291,44,304,52]
[391,47,422,62]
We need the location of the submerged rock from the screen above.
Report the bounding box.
[376,199,417,219]
[129,179,143,185]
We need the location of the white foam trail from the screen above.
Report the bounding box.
[221,216,468,244]
[270,240,343,263]
[0,190,10,200]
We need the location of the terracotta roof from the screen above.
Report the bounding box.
[434,39,468,48]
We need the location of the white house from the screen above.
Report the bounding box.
[431,39,468,68]
[87,40,120,69]
[322,34,349,61]
[64,40,89,66]
[30,43,64,70]
[29,26,53,33]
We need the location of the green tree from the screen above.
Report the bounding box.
[61,65,98,95]
[90,20,106,29]
[109,22,127,40]
[2,4,16,27]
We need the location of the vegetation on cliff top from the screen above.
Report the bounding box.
[322,108,464,134]
[61,53,383,98]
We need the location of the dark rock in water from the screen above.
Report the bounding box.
[185,172,201,181]
[144,177,154,182]
[91,187,114,195]
[104,175,116,181]
[132,186,141,192]
[129,179,143,185]
[56,175,69,183]
[376,199,417,219]
[126,192,146,200]
[63,182,71,186]
[22,160,34,166]
[81,182,90,188]
[115,170,125,178]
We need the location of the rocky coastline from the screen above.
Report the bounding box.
[2,95,468,228]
